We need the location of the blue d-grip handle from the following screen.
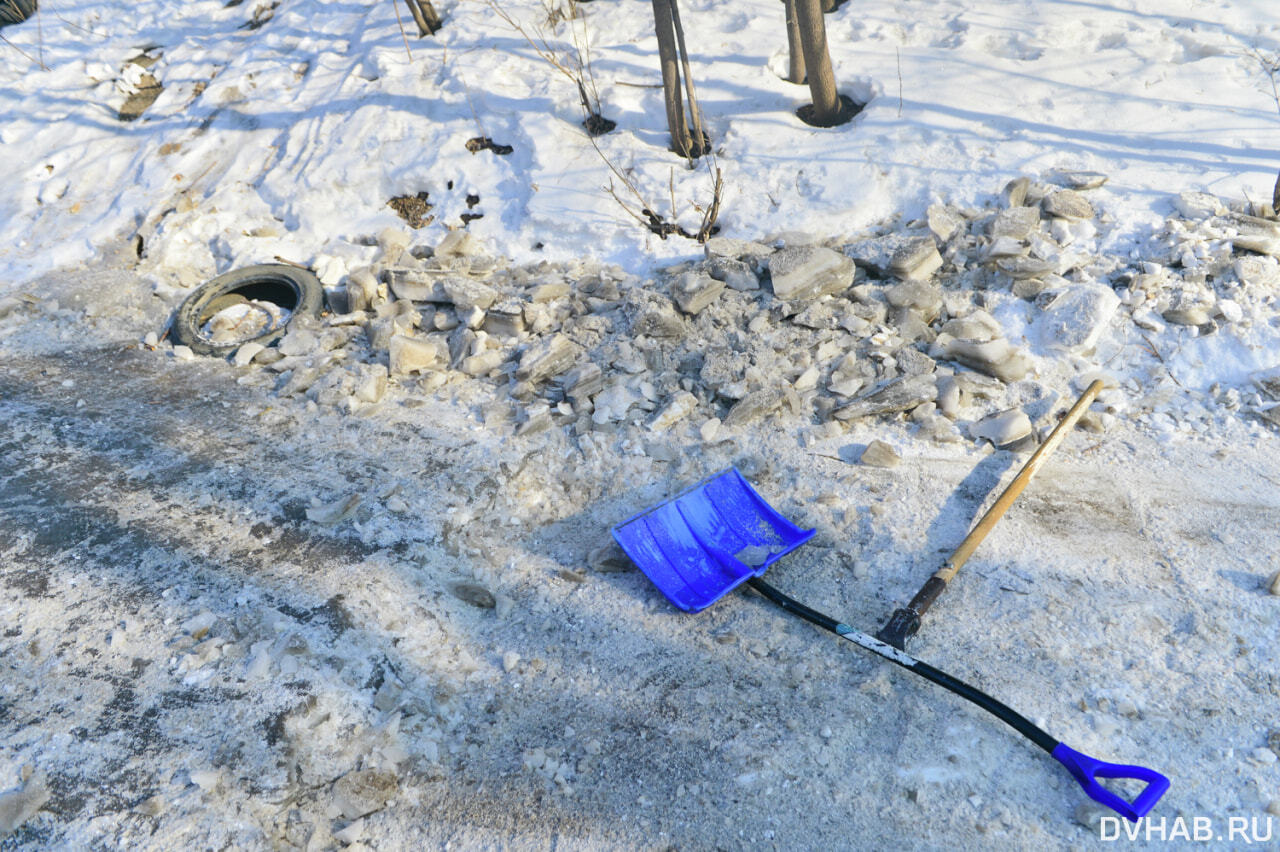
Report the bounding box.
[1052,743,1170,822]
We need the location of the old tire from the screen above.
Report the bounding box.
[170,264,323,357]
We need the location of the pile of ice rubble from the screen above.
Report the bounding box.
[162,172,1280,449]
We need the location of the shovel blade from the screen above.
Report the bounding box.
[612,468,815,612]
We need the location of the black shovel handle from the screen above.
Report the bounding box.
[746,577,1170,822]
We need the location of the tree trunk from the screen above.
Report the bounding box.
[403,0,442,36]
[0,0,37,26]
[651,0,697,158]
[783,0,806,84]
[793,0,839,124]
[668,0,705,152]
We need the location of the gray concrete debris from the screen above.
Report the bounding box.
[936,337,1032,383]
[516,334,578,383]
[232,341,265,367]
[844,232,931,279]
[894,347,937,377]
[703,236,773,263]
[708,257,760,291]
[483,299,525,338]
[940,310,1003,342]
[1003,177,1032,207]
[672,271,726,315]
[522,302,559,337]
[306,493,361,525]
[277,326,320,358]
[517,403,553,436]
[860,439,901,468]
[447,325,477,365]
[723,387,785,428]
[0,771,49,838]
[1173,191,1226,220]
[991,206,1041,241]
[1042,189,1096,220]
[827,351,871,398]
[1051,170,1108,190]
[889,236,944,281]
[792,301,841,330]
[435,229,480,259]
[529,280,570,303]
[1037,284,1120,353]
[893,309,936,346]
[926,204,966,243]
[970,409,1032,447]
[647,391,699,431]
[1252,367,1280,400]
[1011,277,1052,300]
[558,362,604,406]
[935,373,960,418]
[1160,293,1215,327]
[450,581,496,608]
[346,267,382,312]
[389,334,448,376]
[951,370,1005,400]
[366,316,403,352]
[886,280,943,323]
[914,405,963,443]
[986,236,1026,259]
[1234,256,1280,288]
[997,255,1058,280]
[385,267,445,303]
[591,383,643,425]
[833,374,937,421]
[1222,213,1280,257]
[441,276,500,311]
[252,346,284,366]
[700,348,751,398]
[767,246,856,301]
[352,364,388,403]
[629,294,685,338]
[461,305,486,330]
[460,349,506,377]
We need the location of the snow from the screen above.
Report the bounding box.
[3,0,1277,281]
[1,0,1279,847]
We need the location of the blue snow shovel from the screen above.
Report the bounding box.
[612,468,1170,823]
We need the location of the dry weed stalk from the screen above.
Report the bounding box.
[1,0,45,70]
[593,135,723,242]
[487,0,612,134]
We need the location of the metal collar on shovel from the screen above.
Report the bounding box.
[612,467,1169,823]
[878,379,1104,649]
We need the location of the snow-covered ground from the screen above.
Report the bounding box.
[1,0,1279,848]
[3,0,1277,279]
